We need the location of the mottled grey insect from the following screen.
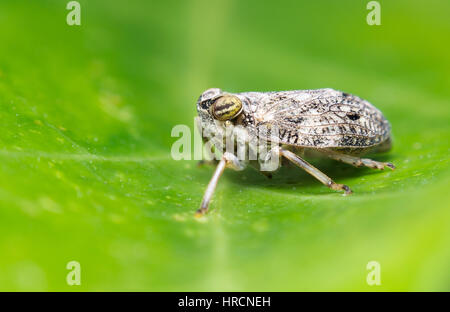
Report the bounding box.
[195,88,395,216]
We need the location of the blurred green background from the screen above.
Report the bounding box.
[0,0,449,291]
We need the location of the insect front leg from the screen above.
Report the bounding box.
[196,152,245,216]
[322,150,395,170]
[279,148,352,195]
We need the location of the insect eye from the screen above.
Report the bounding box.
[211,95,243,121]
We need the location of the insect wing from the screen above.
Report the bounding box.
[247,89,390,148]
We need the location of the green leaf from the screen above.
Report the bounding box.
[0,0,448,291]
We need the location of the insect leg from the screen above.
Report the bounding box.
[196,152,245,216]
[279,148,352,195]
[322,150,395,170]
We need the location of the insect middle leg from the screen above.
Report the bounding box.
[321,149,395,170]
[279,148,352,195]
[196,152,245,216]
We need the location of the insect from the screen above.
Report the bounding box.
[195,88,395,216]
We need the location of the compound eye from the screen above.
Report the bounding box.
[211,95,243,121]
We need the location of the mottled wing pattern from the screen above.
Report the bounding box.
[242,88,391,148]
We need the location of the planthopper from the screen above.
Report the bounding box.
[195,88,395,216]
